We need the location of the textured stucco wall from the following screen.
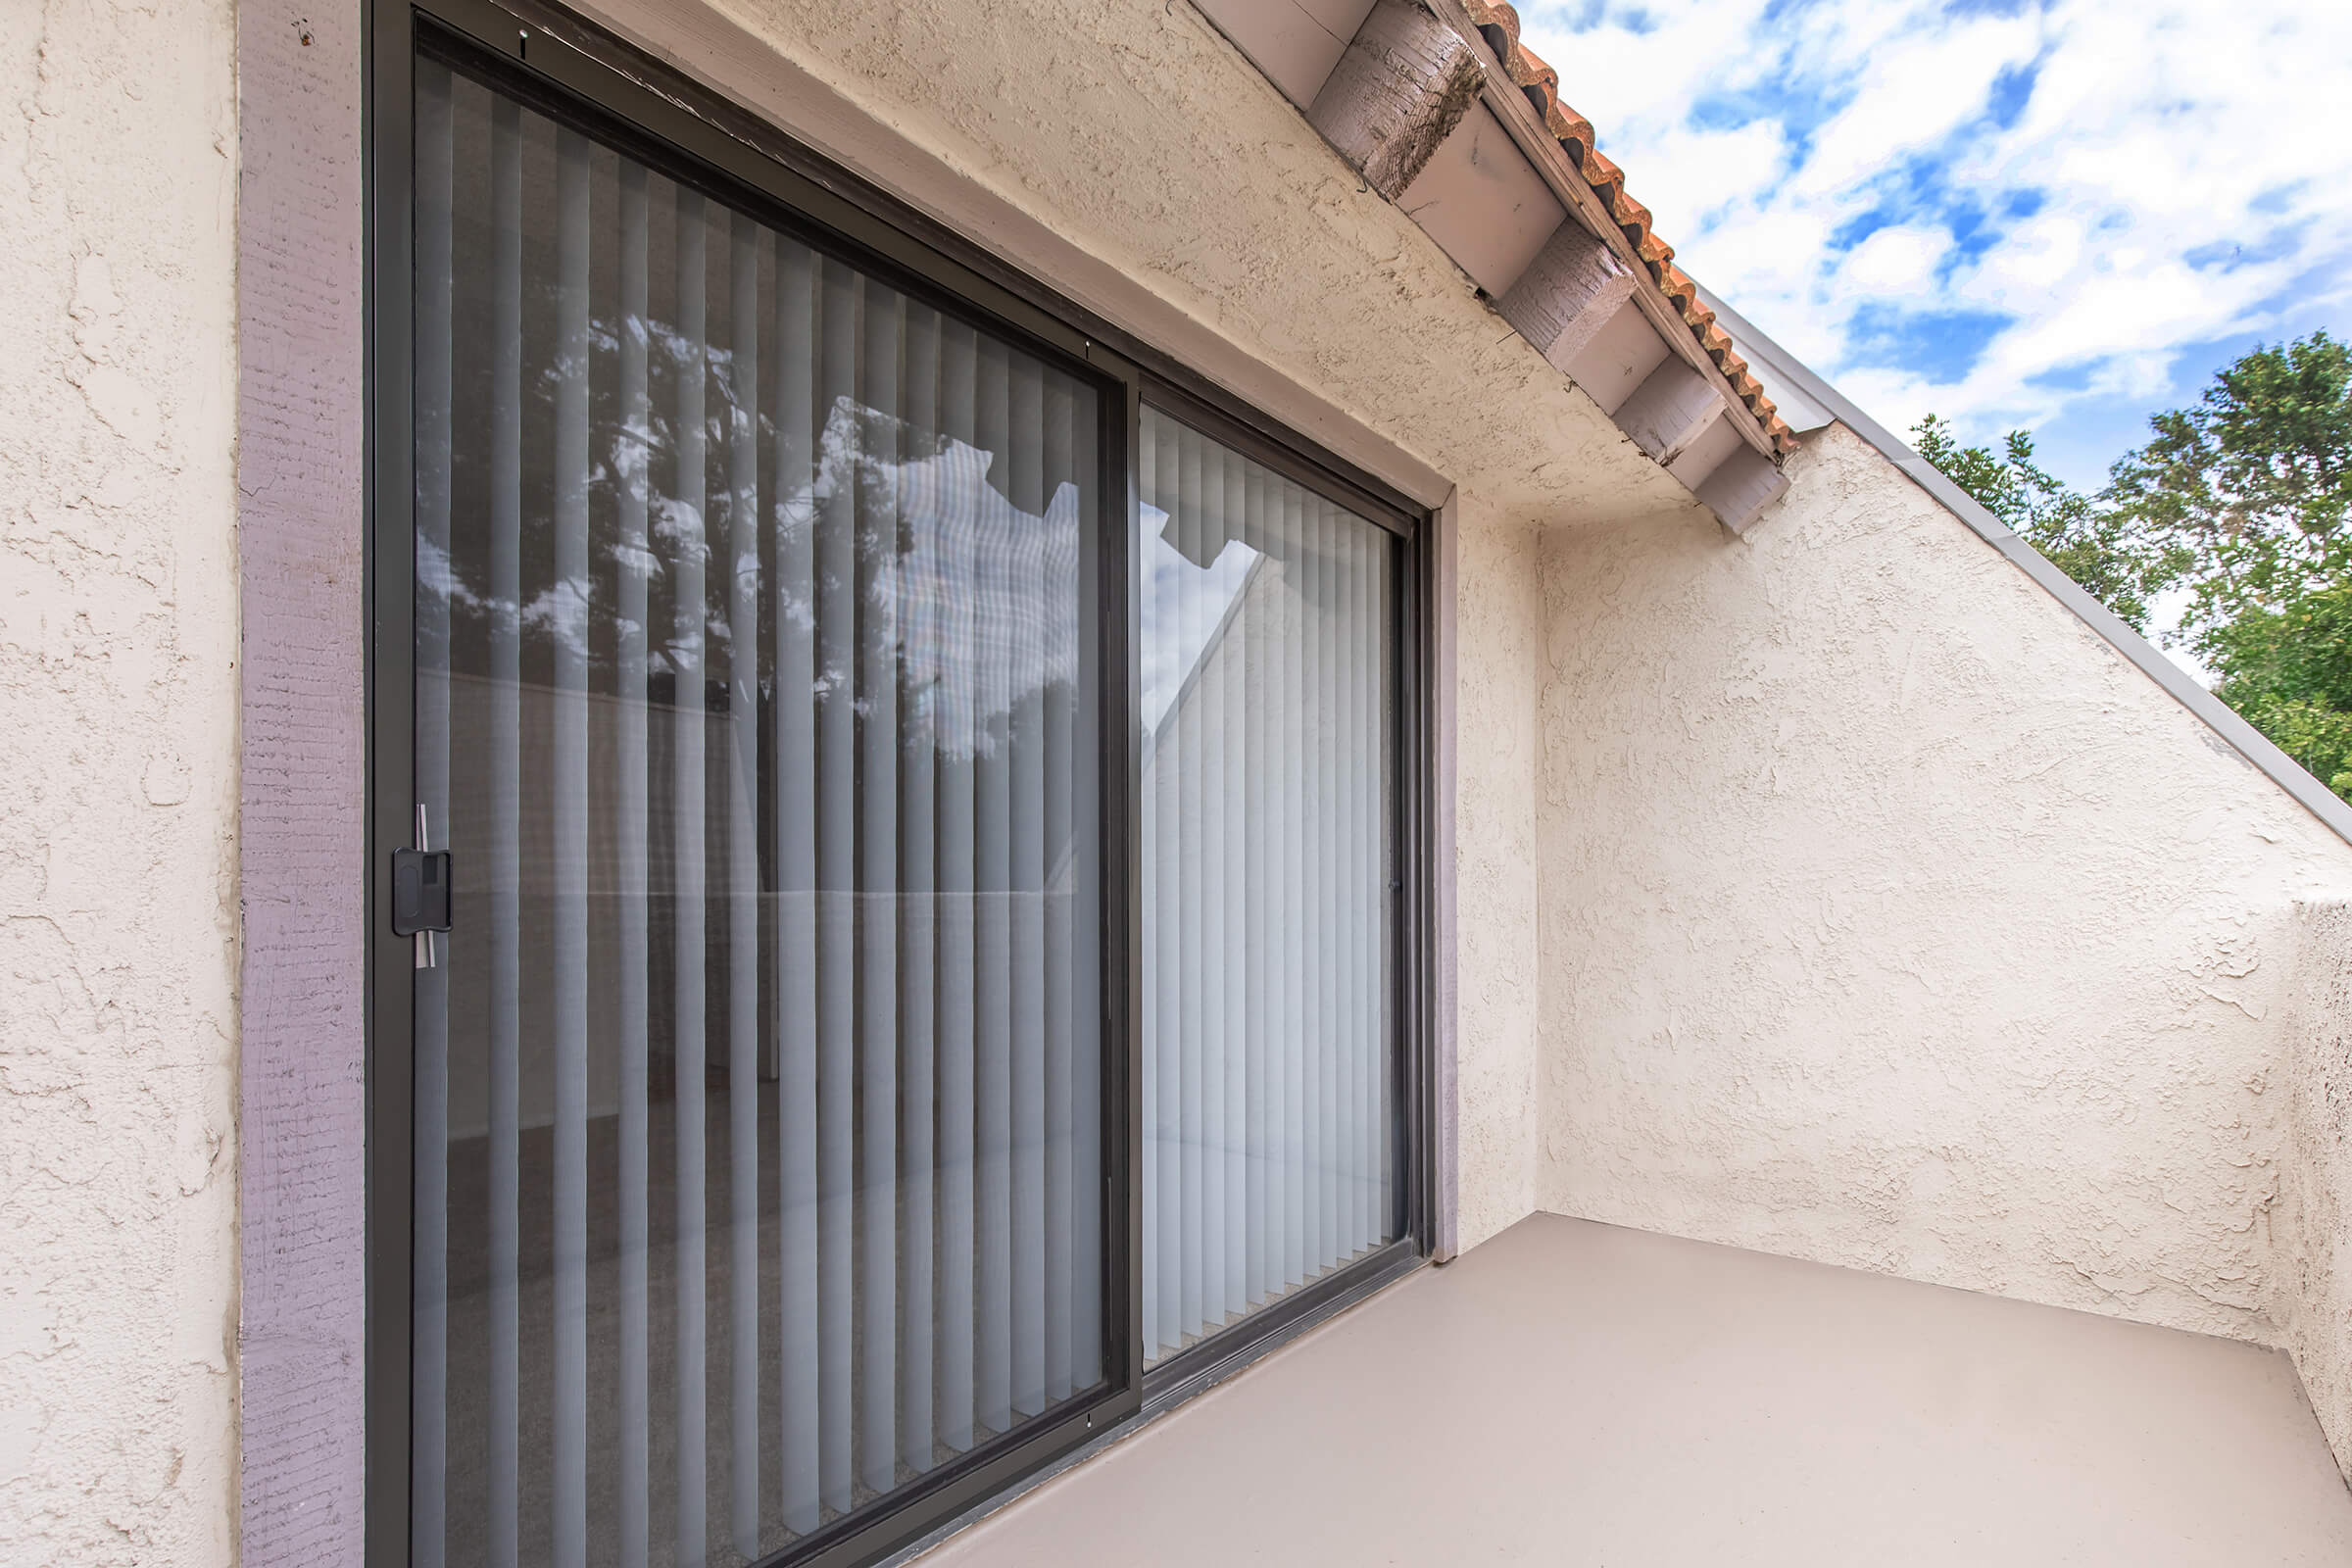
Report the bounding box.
[2279,901,2352,1475]
[1537,421,2352,1345]
[1451,490,1545,1251]
[0,2,242,1564]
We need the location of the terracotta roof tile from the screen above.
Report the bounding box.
[1500,35,1557,97]
[1580,146,1626,193]
[1540,97,1595,153]
[1462,0,1788,457]
[1469,0,1523,48]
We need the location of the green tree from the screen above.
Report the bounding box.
[2105,331,2352,796]
[1911,414,2187,633]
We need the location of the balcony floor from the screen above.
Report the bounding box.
[917,1213,2352,1566]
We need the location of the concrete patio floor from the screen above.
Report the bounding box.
[915,1212,2352,1566]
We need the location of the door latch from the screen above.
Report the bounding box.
[393,804,452,967]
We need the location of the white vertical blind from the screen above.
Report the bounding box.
[935,318,980,1462]
[723,211,762,1565]
[669,185,711,1568]
[897,303,941,1480]
[811,248,858,1522]
[772,230,823,1543]
[412,60,1105,1568]
[549,123,593,1568]
[1137,406,1395,1367]
[613,152,654,1568]
[486,88,524,1568]
[972,339,1014,1446]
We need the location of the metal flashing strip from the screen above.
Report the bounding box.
[1695,285,2352,853]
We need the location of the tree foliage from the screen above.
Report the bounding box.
[1911,415,2187,633]
[2108,331,2352,796]
[1913,331,2352,801]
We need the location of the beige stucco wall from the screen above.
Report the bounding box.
[2279,901,2352,1474]
[0,2,241,1564]
[1536,420,2352,1346]
[1451,491,1546,1251]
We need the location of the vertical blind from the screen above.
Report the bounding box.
[411,58,1104,1568]
[1136,410,1396,1366]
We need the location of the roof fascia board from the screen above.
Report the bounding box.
[1696,288,2352,850]
[1421,0,1778,465]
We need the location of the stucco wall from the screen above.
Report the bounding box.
[0,2,242,1564]
[2279,901,2352,1474]
[1451,491,1546,1252]
[1536,420,2352,1346]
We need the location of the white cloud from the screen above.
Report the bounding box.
[1513,0,2352,443]
[1840,224,1947,297]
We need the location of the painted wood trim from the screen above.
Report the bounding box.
[235,2,369,1563]
[1419,0,1777,464]
[1306,0,1484,203]
[1430,487,1461,1263]
[1614,358,1723,468]
[1189,0,1371,110]
[1694,444,1790,537]
[1494,221,1636,372]
[1559,296,1667,418]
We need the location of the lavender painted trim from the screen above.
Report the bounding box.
[1430,489,1460,1263]
[236,2,368,1564]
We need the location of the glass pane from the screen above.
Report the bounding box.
[1136,408,1395,1367]
[409,56,1105,1568]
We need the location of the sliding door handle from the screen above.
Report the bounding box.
[393,803,453,966]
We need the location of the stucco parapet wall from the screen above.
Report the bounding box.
[1537,418,2352,1349]
[1700,286,2352,855]
[2280,899,2352,1480]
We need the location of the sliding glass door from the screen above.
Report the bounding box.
[1135,410,1396,1368]
[406,52,1106,1568]
[377,10,1420,1568]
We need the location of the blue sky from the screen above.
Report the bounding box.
[1512,0,2352,494]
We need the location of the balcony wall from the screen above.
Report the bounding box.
[1530,419,2352,1467]
[2281,902,2352,1474]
